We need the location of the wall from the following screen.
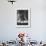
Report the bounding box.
[0,0,46,42]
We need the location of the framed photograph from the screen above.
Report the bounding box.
[16,8,31,28]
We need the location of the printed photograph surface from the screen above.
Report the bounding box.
[17,10,28,25]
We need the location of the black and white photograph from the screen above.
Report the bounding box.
[16,8,31,28]
[17,10,28,25]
